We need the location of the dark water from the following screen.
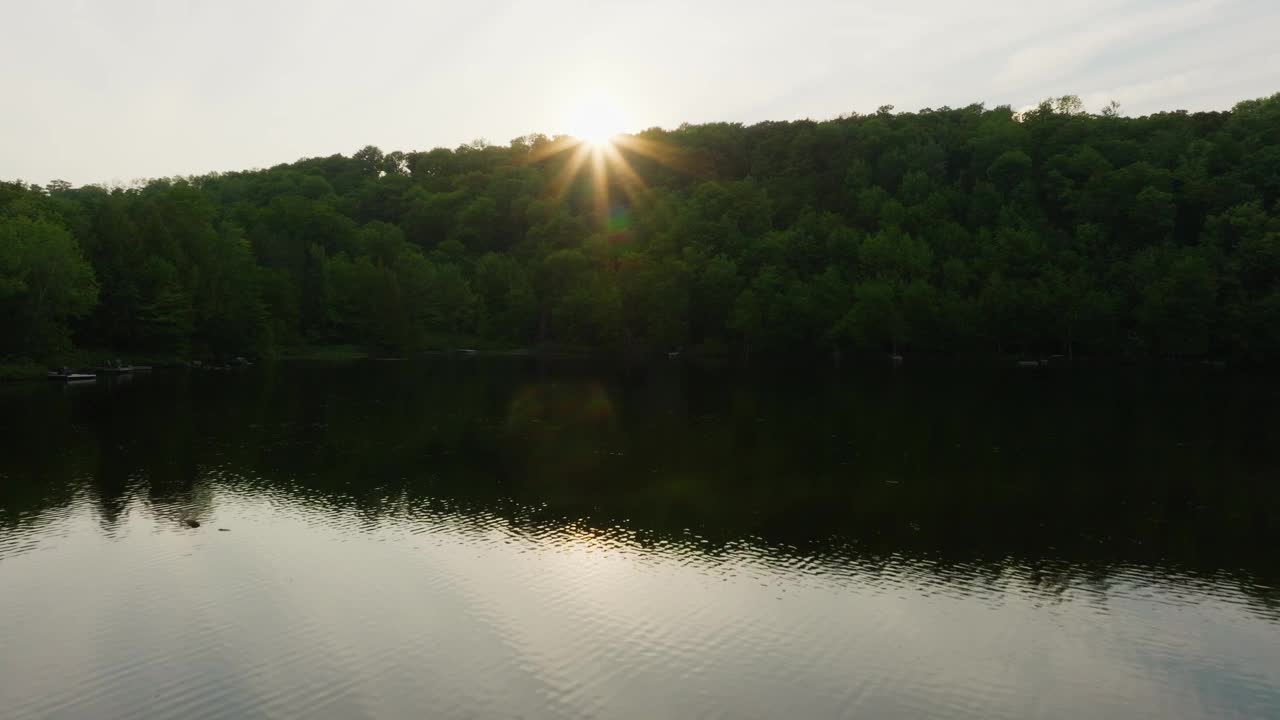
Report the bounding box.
[1,359,1279,720]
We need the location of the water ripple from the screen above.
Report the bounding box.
[2,364,1280,719]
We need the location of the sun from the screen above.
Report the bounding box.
[534,96,690,231]
[566,95,627,147]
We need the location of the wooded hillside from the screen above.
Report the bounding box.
[3,93,1278,363]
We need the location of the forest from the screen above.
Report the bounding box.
[2,93,1278,367]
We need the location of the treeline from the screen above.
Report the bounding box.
[2,93,1279,364]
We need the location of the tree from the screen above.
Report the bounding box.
[987,150,1033,196]
[691,254,741,343]
[0,216,98,358]
[474,253,537,341]
[1131,186,1176,239]
[3,93,1280,363]
[192,226,270,357]
[398,252,477,336]
[1136,249,1217,356]
[834,281,903,352]
[728,288,762,361]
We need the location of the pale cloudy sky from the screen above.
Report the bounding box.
[1,0,1277,186]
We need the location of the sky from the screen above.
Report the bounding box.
[1,0,1277,186]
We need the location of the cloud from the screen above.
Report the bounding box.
[2,0,1278,184]
[992,0,1229,91]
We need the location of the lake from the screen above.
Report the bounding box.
[1,359,1278,719]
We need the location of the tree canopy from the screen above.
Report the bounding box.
[3,92,1279,363]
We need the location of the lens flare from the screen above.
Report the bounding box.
[531,98,692,234]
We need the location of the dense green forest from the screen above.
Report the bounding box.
[3,93,1279,367]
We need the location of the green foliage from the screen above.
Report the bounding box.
[0,214,98,358]
[3,92,1280,363]
[474,253,537,341]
